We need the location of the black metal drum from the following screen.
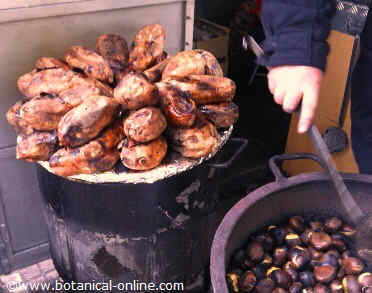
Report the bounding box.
[37,138,247,292]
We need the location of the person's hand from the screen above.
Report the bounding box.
[267,65,324,133]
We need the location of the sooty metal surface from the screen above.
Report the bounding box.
[210,153,372,293]
[37,160,222,292]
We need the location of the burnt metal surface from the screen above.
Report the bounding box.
[210,153,372,293]
[37,155,228,291]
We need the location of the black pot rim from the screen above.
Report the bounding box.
[209,171,372,293]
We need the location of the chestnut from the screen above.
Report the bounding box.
[289,246,311,270]
[318,252,340,267]
[289,282,303,293]
[271,269,292,289]
[336,267,345,279]
[309,247,323,260]
[310,221,324,232]
[247,241,265,263]
[227,272,240,293]
[273,247,288,266]
[301,229,313,245]
[261,254,273,269]
[266,266,280,277]
[314,265,337,283]
[342,257,365,275]
[285,267,298,282]
[310,232,332,251]
[342,275,361,293]
[285,233,302,247]
[330,280,343,293]
[255,233,275,252]
[289,216,306,233]
[327,250,341,259]
[358,272,372,287]
[284,261,296,271]
[324,217,343,233]
[255,278,275,293]
[314,283,331,293]
[252,264,267,280]
[299,271,316,288]
[268,226,287,245]
[340,224,356,238]
[331,234,347,252]
[239,271,257,292]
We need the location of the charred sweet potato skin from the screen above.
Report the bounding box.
[124,107,167,143]
[35,57,70,71]
[129,24,166,71]
[58,96,119,147]
[199,102,239,128]
[157,82,197,127]
[16,131,57,162]
[168,119,220,158]
[19,95,73,131]
[166,75,236,104]
[120,137,168,171]
[114,73,158,110]
[49,122,122,176]
[96,34,129,68]
[65,46,114,83]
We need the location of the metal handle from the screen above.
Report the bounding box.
[269,153,326,181]
[207,137,248,169]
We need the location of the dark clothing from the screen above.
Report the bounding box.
[259,0,372,174]
[351,11,372,173]
[258,0,335,71]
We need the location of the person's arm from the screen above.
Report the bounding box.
[258,0,335,133]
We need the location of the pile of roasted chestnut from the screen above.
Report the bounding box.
[227,216,372,293]
[6,24,239,177]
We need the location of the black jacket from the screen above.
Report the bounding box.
[258,0,336,71]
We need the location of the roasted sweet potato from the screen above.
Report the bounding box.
[195,49,224,77]
[49,141,120,177]
[143,58,170,83]
[35,57,70,71]
[129,24,166,71]
[162,49,223,80]
[17,68,76,98]
[162,50,206,80]
[19,95,73,131]
[114,72,158,110]
[59,76,113,107]
[6,100,34,134]
[157,82,196,127]
[65,46,114,83]
[16,131,57,162]
[166,75,236,104]
[168,119,219,158]
[96,34,129,68]
[97,119,125,150]
[120,136,168,171]
[199,102,239,128]
[124,107,167,142]
[58,96,119,147]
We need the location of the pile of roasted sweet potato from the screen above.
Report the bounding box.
[6,24,239,177]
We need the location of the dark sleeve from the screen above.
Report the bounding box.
[258,0,335,71]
